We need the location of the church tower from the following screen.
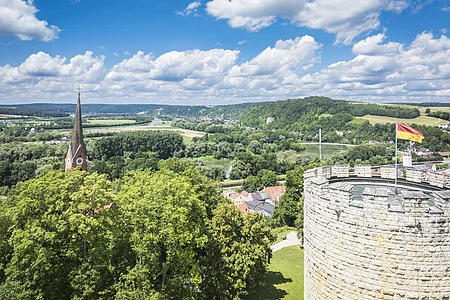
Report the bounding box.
[65,87,87,171]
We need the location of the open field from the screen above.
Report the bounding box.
[0,114,27,118]
[302,143,351,158]
[358,115,448,126]
[86,119,136,125]
[84,123,205,138]
[198,156,232,169]
[247,246,304,300]
[384,104,450,115]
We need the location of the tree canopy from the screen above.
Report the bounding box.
[0,167,274,299]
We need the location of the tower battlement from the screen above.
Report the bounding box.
[304,165,450,299]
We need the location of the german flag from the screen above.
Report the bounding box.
[397,123,424,143]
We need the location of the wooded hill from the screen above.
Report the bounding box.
[239,96,421,129]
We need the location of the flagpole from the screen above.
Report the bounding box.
[395,122,398,194]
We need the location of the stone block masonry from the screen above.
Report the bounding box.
[304,166,450,300]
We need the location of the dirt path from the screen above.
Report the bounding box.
[271,231,301,252]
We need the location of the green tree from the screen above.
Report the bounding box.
[116,168,221,298]
[271,192,301,227]
[248,140,261,154]
[1,170,120,300]
[272,166,305,229]
[203,202,274,299]
[257,169,278,189]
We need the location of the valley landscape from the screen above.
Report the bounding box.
[2,0,450,299]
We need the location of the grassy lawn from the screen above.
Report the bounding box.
[246,246,304,300]
[182,135,193,142]
[86,119,136,125]
[358,115,449,126]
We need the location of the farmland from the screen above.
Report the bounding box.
[86,119,136,125]
[84,122,206,138]
[357,115,448,126]
[385,104,450,115]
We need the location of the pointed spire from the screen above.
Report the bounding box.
[65,86,87,171]
[70,87,84,154]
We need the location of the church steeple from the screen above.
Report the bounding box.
[65,87,87,171]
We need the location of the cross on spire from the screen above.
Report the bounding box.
[77,85,82,95]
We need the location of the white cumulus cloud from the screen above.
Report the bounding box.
[299,32,450,102]
[206,0,411,44]
[177,1,202,16]
[228,35,320,78]
[0,0,60,41]
[0,51,106,101]
[1,33,450,104]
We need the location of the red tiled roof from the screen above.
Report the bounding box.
[223,190,238,199]
[240,190,249,197]
[236,203,248,213]
[262,186,286,201]
[230,193,241,199]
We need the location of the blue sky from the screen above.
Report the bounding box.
[0,0,450,104]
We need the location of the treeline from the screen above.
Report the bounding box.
[0,167,274,299]
[0,107,68,117]
[400,102,450,107]
[429,111,450,122]
[0,142,66,189]
[240,96,420,128]
[174,120,233,133]
[89,131,184,160]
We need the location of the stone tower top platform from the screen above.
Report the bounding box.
[304,164,450,299]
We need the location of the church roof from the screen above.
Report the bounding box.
[69,91,85,158]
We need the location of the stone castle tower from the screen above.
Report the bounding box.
[304,165,450,299]
[65,89,87,171]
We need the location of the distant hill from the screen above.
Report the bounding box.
[0,102,261,118]
[0,106,69,118]
[0,97,423,122]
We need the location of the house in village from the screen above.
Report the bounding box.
[438,152,450,159]
[223,186,286,218]
[246,201,274,218]
[223,190,249,205]
[262,186,286,202]
[247,191,271,202]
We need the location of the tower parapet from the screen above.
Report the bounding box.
[304,165,450,299]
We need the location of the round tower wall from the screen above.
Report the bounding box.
[304,166,450,300]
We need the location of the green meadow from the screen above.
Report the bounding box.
[247,246,304,300]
